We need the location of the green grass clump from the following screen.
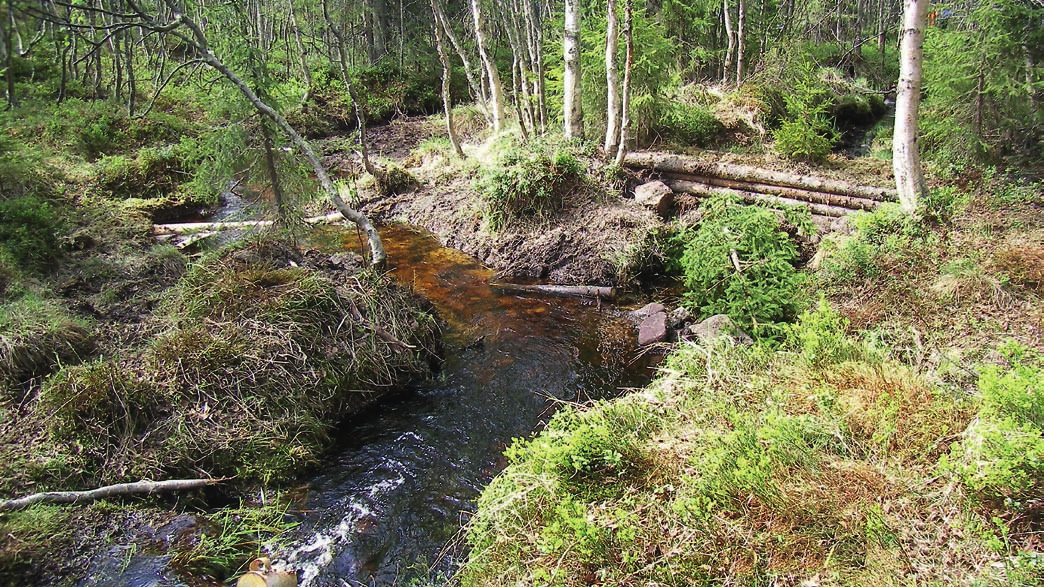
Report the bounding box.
[475,139,586,230]
[942,343,1044,508]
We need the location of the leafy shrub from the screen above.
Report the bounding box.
[0,195,66,270]
[678,195,806,339]
[476,141,585,230]
[647,102,724,147]
[943,344,1044,506]
[786,299,868,370]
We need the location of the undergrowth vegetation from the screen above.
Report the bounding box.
[462,308,1042,586]
[10,237,442,489]
[461,172,1044,586]
[475,138,588,230]
[673,195,813,339]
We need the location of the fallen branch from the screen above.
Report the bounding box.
[490,283,617,300]
[0,478,230,511]
[153,212,346,236]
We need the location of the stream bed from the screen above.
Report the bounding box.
[280,224,657,586]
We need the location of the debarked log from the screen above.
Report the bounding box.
[662,172,880,211]
[490,283,617,300]
[667,179,850,218]
[624,151,897,202]
[0,478,229,511]
[152,212,346,236]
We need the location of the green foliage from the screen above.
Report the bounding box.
[921,0,1044,162]
[772,65,838,162]
[943,344,1044,507]
[170,498,297,581]
[677,195,806,339]
[475,139,585,230]
[349,62,443,121]
[786,299,869,370]
[0,195,66,270]
[93,140,203,202]
[637,99,724,148]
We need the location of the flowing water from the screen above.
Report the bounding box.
[280,224,656,586]
[79,222,657,587]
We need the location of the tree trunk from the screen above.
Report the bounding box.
[604,0,621,155]
[623,151,898,201]
[288,1,312,102]
[167,10,386,266]
[613,0,632,166]
[0,478,228,511]
[471,0,506,131]
[722,0,734,85]
[563,0,583,139]
[735,0,745,84]
[892,0,929,214]
[433,0,488,120]
[261,120,291,226]
[3,0,15,108]
[660,171,883,210]
[432,0,464,157]
[490,283,617,300]
[321,0,376,176]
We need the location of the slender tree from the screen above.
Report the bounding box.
[604,0,621,155]
[614,0,632,166]
[893,0,929,213]
[470,0,505,131]
[563,0,582,138]
[431,0,464,157]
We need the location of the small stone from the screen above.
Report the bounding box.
[668,306,691,329]
[632,302,666,321]
[686,314,754,345]
[638,312,668,346]
[633,181,674,218]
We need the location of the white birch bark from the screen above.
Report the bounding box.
[614,0,633,166]
[564,0,583,139]
[604,0,621,154]
[470,0,506,131]
[892,0,929,214]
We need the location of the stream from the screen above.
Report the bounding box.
[266,224,654,585]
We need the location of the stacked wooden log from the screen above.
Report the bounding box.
[622,151,897,220]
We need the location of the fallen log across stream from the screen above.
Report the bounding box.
[623,151,897,216]
[153,212,348,248]
[490,283,617,300]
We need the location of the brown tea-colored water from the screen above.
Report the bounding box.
[282,224,655,586]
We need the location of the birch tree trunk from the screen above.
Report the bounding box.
[563,0,583,138]
[613,0,632,166]
[470,0,506,131]
[735,0,746,84]
[432,0,464,157]
[432,0,489,121]
[722,0,734,85]
[892,0,929,214]
[288,1,312,102]
[603,0,621,155]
